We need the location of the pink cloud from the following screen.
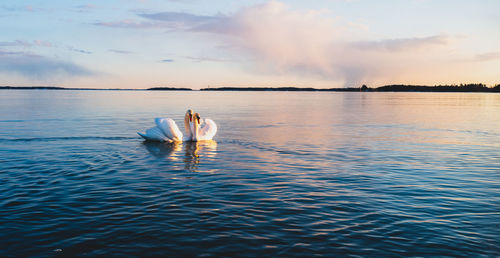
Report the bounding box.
[105,1,467,86]
[183,2,454,86]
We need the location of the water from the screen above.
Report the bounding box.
[0,90,499,257]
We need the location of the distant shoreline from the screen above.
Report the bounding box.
[0,86,142,91]
[1,84,499,92]
[200,84,500,92]
[147,87,192,91]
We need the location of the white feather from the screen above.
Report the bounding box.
[137,126,169,142]
[155,118,183,142]
[198,118,217,141]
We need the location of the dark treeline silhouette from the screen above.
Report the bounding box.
[201,84,500,92]
[0,86,141,91]
[376,83,498,92]
[0,86,184,91]
[147,87,192,91]
[200,87,361,92]
[0,86,65,90]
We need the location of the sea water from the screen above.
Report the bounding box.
[0,90,499,256]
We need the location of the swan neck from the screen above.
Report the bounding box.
[191,120,199,141]
[184,114,191,139]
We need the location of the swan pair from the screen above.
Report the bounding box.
[138,110,217,142]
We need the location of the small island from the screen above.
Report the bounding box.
[0,86,66,90]
[0,86,139,91]
[0,86,190,91]
[146,87,192,91]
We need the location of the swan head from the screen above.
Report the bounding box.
[185,109,194,122]
[193,112,201,125]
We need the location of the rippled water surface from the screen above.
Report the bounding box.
[0,90,499,257]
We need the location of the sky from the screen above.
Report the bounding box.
[0,0,499,89]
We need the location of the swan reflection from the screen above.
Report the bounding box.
[183,140,217,171]
[143,141,182,160]
[142,140,217,172]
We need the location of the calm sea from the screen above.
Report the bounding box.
[0,90,499,257]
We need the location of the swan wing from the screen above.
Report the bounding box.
[155,118,183,142]
[138,126,170,142]
[199,118,217,140]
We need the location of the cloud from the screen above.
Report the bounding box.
[0,40,31,47]
[139,11,218,24]
[96,12,220,30]
[165,2,359,84]
[108,49,133,54]
[0,40,53,47]
[173,1,456,86]
[352,35,450,51]
[0,39,93,55]
[1,39,92,56]
[94,19,164,29]
[1,5,52,12]
[67,46,92,54]
[99,1,461,86]
[160,59,174,62]
[33,40,54,47]
[0,39,93,54]
[474,52,500,61]
[0,50,94,80]
[74,4,97,12]
[185,56,232,62]
[96,10,223,30]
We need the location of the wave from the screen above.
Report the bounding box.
[223,138,333,157]
[0,136,136,142]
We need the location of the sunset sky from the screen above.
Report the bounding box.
[1,0,499,89]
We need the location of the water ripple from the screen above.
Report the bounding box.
[1,92,499,256]
[0,136,136,142]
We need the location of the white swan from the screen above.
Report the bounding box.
[138,109,217,142]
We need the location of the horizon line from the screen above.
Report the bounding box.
[1,84,499,93]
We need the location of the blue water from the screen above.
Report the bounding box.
[0,90,499,257]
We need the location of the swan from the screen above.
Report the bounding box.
[138,109,217,142]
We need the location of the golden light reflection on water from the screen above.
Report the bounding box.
[142,140,217,172]
[183,140,217,172]
[236,92,499,148]
[138,92,498,176]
